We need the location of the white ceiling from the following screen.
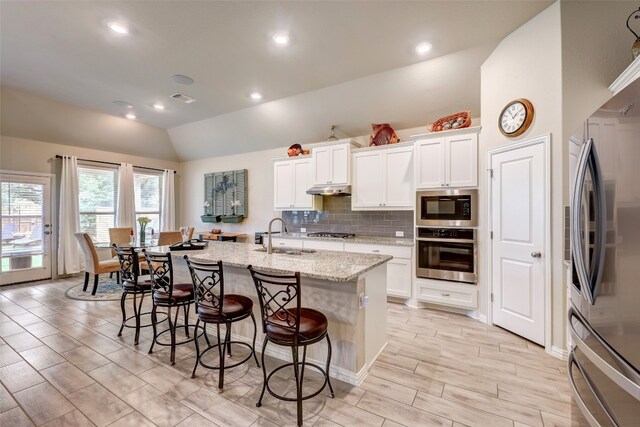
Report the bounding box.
[1,1,552,131]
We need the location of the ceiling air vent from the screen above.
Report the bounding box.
[170,93,197,104]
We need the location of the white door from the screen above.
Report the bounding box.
[384,146,414,208]
[447,133,478,187]
[416,139,445,189]
[0,173,52,285]
[273,161,293,209]
[352,151,383,208]
[490,138,548,346]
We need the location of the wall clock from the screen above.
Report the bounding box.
[499,98,534,137]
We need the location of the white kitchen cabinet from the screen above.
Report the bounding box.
[415,278,477,309]
[352,143,414,210]
[270,238,303,249]
[312,140,357,185]
[414,127,479,189]
[303,239,345,251]
[273,157,322,211]
[344,242,413,298]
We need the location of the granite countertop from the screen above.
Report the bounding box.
[149,241,392,282]
[273,232,414,247]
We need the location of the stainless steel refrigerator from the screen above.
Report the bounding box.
[569,76,640,426]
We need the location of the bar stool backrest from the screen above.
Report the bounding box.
[113,244,139,287]
[248,266,301,340]
[143,251,174,298]
[184,257,224,315]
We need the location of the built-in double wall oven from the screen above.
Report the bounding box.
[416,189,478,284]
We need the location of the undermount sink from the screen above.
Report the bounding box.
[254,247,316,255]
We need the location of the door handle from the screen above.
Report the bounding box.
[530,252,542,258]
[571,138,594,305]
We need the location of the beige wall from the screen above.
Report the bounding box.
[479,2,563,349]
[1,86,177,161]
[1,135,181,275]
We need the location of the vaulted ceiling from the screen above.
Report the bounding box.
[1,1,553,160]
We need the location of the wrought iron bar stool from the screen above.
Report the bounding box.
[184,256,260,390]
[247,265,334,427]
[114,245,154,345]
[143,250,195,365]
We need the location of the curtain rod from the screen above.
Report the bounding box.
[55,155,176,174]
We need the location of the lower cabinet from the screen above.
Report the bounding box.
[344,243,412,298]
[415,278,477,309]
[267,238,413,298]
[302,240,345,251]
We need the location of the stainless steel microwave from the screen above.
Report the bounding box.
[416,189,478,227]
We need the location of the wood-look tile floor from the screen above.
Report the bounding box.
[0,277,588,427]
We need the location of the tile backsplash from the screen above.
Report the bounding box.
[281,196,414,238]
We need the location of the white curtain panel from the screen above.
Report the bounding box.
[116,163,136,228]
[161,169,175,231]
[58,155,82,275]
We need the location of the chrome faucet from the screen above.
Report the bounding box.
[267,217,288,254]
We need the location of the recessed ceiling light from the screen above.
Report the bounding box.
[250,92,263,101]
[108,22,129,35]
[272,33,289,46]
[153,103,165,110]
[415,42,432,55]
[125,113,136,120]
[172,74,194,85]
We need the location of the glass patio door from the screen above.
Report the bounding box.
[0,173,52,285]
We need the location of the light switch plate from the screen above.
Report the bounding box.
[395,231,404,237]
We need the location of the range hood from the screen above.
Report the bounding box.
[306,184,351,196]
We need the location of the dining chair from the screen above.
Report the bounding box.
[158,231,182,246]
[74,232,121,295]
[184,256,259,389]
[143,250,195,364]
[109,227,133,257]
[247,266,334,426]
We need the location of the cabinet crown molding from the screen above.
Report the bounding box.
[411,125,481,140]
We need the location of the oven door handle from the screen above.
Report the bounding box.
[415,237,476,244]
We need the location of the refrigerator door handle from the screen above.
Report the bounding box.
[569,307,640,400]
[568,350,619,427]
[588,140,607,304]
[571,138,593,304]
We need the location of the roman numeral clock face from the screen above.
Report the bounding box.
[499,98,534,137]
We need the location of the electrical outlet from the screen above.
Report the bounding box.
[395,231,404,237]
[300,227,306,233]
[358,292,368,308]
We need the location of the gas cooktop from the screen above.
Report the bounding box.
[306,232,355,239]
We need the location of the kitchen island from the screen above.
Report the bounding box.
[153,241,391,386]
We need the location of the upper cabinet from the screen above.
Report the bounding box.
[352,143,414,210]
[414,127,480,189]
[312,140,359,185]
[273,157,322,211]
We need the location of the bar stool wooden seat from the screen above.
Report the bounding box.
[184,256,259,390]
[247,265,334,427]
[143,250,196,365]
[113,245,155,345]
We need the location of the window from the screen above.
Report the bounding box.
[78,165,163,242]
[134,171,162,234]
[78,165,117,243]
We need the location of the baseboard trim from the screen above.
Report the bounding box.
[550,345,569,361]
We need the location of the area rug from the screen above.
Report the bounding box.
[64,276,125,301]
